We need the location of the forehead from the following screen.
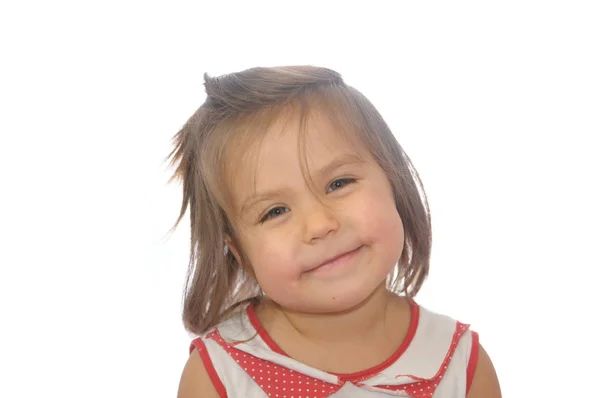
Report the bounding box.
[260,110,357,164]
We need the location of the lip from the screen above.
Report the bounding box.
[306,246,363,274]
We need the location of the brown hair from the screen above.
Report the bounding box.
[166,66,431,336]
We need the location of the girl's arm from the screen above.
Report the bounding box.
[466,344,502,398]
[177,349,221,398]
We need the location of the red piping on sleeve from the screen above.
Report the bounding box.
[466,331,480,394]
[190,338,228,398]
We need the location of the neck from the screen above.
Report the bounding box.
[263,283,402,345]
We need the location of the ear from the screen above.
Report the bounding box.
[225,235,257,278]
[225,235,243,267]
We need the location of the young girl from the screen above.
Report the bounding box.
[171,66,501,397]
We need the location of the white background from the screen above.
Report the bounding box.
[1,1,599,396]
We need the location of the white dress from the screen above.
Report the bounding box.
[189,301,479,397]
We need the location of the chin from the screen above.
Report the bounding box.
[293,282,384,315]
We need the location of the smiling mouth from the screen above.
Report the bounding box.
[307,246,364,273]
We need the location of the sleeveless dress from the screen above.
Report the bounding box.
[189,301,479,397]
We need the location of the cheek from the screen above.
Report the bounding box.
[245,237,300,290]
[354,190,405,256]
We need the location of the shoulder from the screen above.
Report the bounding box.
[177,312,247,398]
[415,303,501,396]
[177,343,221,398]
[466,342,502,398]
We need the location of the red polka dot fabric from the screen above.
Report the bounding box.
[209,330,341,397]
[207,321,468,397]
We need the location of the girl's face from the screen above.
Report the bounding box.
[228,113,404,314]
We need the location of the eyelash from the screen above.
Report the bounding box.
[259,178,356,223]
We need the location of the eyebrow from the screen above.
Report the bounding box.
[315,153,365,179]
[240,153,365,213]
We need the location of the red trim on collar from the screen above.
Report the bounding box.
[246,304,288,356]
[246,299,420,382]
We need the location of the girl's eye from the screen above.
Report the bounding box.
[327,178,356,193]
[260,206,290,223]
[259,179,355,223]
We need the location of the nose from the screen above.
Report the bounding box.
[302,201,340,243]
